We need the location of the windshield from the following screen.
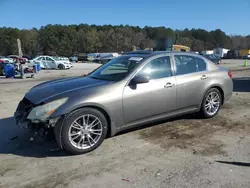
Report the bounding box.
[89,56,144,81]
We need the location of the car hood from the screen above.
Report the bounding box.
[25,76,111,104]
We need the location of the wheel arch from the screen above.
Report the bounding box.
[211,85,224,104]
[199,84,225,110]
[65,104,115,138]
[58,64,65,69]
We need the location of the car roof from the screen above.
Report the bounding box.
[123,50,201,58]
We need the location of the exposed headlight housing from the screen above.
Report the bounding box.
[27,98,68,121]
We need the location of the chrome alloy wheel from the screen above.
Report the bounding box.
[68,114,103,149]
[205,91,220,116]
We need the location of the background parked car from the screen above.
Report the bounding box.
[69,55,78,62]
[242,54,250,59]
[0,57,14,63]
[93,53,120,64]
[213,48,229,59]
[28,56,71,69]
[22,55,32,60]
[226,50,238,59]
[203,54,221,64]
[87,53,98,62]
[69,53,88,62]
[7,55,27,64]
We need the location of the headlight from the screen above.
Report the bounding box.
[27,98,68,121]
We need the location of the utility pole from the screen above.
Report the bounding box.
[17,39,23,57]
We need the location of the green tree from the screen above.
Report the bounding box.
[20,29,38,56]
[0,24,248,56]
[0,27,20,55]
[86,28,102,52]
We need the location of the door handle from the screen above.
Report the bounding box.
[201,75,208,80]
[164,82,174,88]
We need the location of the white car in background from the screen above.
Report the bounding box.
[57,57,73,67]
[245,54,250,59]
[28,56,71,69]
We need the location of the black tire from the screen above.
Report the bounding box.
[58,64,65,70]
[199,88,222,118]
[60,108,108,155]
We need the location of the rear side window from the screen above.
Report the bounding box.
[174,55,198,75]
[195,57,207,71]
[174,55,207,75]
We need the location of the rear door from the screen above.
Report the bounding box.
[173,54,209,110]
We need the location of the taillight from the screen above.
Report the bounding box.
[228,71,232,78]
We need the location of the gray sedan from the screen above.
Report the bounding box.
[14,51,233,155]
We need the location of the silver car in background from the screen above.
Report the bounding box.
[15,51,233,155]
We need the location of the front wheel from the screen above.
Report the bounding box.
[58,64,65,70]
[199,88,222,118]
[59,108,108,155]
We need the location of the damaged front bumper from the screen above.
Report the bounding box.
[14,97,61,131]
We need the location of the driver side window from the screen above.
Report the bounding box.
[140,56,172,79]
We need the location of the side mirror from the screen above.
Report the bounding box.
[131,74,150,84]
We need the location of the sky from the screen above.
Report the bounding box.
[0,0,249,35]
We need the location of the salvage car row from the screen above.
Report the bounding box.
[0,55,73,70]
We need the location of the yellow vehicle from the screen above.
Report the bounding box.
[172,44,190,52]
[240,49,250,57]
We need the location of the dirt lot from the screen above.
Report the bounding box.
[0,61,250,188]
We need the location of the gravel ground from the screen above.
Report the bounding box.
[0,61,250,188]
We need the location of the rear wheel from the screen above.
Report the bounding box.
[199,88,222,118]
[58,64,65,70]
[60,108,108,155]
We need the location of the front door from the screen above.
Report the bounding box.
[39,57,46,68]
[173,54,210,109]
[46,57,57,69]
[123,55,177,124]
